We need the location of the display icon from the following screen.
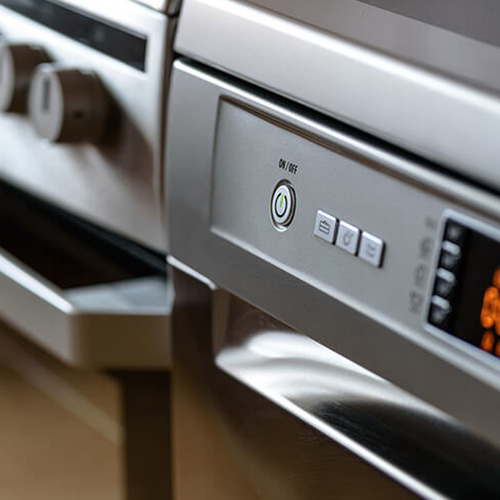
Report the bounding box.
[314,210,337,243]
[410,291,423,314]
[419,237,433,260]
[271,181,296,230]
[414,264,428,288]
[359,232,385,267]
[342,231,353,247]
[274,193,288,217]
[336,221,360,255]
[365,241,376,258]
[318,219,331,235]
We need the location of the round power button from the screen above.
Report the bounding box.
[271,181,296,229]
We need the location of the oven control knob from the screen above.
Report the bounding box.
[0,43,50,113]
[28,65,110,143]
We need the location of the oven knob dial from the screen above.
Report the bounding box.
[28,65,110,143]
[0,43,50,113]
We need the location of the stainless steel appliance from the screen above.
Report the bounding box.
[0,0,179,369]
[166,1,500,497]
[0,1,179,497]
[175,0,500,191]
[0,0,179,250]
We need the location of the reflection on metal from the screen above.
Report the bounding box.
[172,268,418,500]
[176,0,500,190]
[215,295,500,500]
[0,247,172,368]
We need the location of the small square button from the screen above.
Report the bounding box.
[438,242,461,273]
[314,210,338,243]
[359,232,385,268]
[433,269,456,301]
[444,221,466,246]
[335,221,360,255]
[428,296,452,332]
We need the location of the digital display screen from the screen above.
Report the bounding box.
[429,218,500,360]
[452,229,500,357]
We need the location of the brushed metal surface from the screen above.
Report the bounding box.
[175,0,500,191]
[165,60,500,449]
[171,268,420,500]
[356,0,500,46]
[0,1,171,250]
[213,293,500,500]
[0,247,172,368]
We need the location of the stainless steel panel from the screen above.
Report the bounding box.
[175,0,500,190]
[355,0,500,45]
[0,1,172,250]
[171,268,420,500]
[0,247,171,368]
[212,292,500,500]
[166,60,500,449]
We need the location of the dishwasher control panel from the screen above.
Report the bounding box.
[166,60,500,447]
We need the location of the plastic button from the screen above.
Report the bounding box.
[359,232,385,267]
[438,241,462,273]
[428,296,452,331]
[271,182,295,229]
[314,210,338,243]
[433,268,456,301]
[335,221,360,255]
[444,221,467,246]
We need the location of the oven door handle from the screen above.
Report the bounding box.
[0,249,171,369]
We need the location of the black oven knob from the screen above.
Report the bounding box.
[0,43,50,113]
[28,64,110,143]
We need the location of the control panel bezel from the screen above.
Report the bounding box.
[425,210,500,370]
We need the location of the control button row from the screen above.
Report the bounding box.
[427,219,467,332]
[314,210,385,268]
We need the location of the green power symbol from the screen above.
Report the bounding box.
[280,193,284,208]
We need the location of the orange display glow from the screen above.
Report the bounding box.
[480,286,500,329]
[481,331,495,353]
[480,267,500,355]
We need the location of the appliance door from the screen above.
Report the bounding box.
[0,181,173,500]
[0,180,171,369]
[171,267,500,500]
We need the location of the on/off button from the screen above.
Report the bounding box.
[271,181,296,229]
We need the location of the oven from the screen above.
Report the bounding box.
[0,0,178,250]
[0,1,179,498]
